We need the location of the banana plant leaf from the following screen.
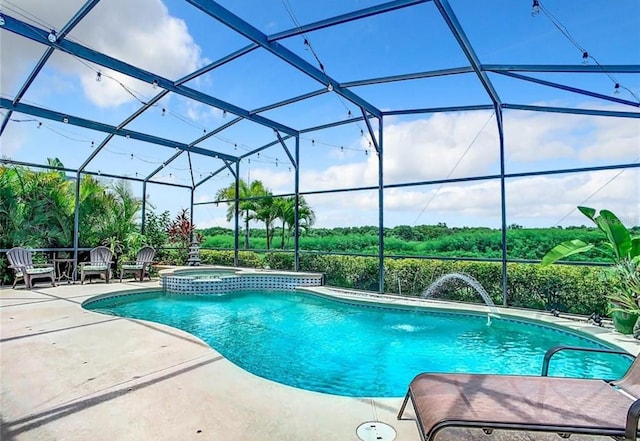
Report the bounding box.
[540,239,594,266]
[596,210,631,260]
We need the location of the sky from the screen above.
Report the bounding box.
[0,0,639,231]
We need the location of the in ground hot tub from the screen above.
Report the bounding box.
[159,266,323,294]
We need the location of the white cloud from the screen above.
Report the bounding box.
[1,0,203,108]
[293,169,639,228]
[380,112,499,183]
[504,110,640,163]
[0,122,27,157]
[579,117,640,161]
[216,108,638,228]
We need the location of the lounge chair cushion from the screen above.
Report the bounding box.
[408,373,633,437]
[25,267,55,275]
[122,264,144,270]
[82,264,108,271]
[16,267,55,277]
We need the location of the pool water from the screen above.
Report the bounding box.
[86,290,632,397]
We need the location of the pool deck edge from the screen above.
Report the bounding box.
[2,281,636,441]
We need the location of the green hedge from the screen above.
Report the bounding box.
[186,250,611,316]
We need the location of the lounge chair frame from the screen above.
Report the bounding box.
[119,246,155,282]
[398,345,640,441]
[79,246,113,284]
[6,247,56,289]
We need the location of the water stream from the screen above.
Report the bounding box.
[422,272,499,324]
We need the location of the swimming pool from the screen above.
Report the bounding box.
[84,290,632,397]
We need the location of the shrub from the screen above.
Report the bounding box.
[183,250,611,316]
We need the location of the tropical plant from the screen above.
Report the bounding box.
[215,179,271,249]
[101,180,142,252]
[144,210,171,252]
[253,194,277,249]
[273,195,316,249]
[605,260,640,314]
[164,208,202,264]
[78,174,112,247]
[541,207,639,266]
[541,206,640,325]
[0,161,75,248]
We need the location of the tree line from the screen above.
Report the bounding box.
[200,222,633,262]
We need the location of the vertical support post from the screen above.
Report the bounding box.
[141,180,147,234]
[496,105,508,306]
[72,171,81,280]
[294,135,300,271]
[190,187,195,243]
[378,117,384,293]
[234,161,240,266]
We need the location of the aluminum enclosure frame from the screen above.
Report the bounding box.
[1,0,639,303]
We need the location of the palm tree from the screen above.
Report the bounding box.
[0,165,26,248]
[78,175,111,247]
[274,196,316,249]
[0,161,75,248]
[215,179,270,249]
[253,194,278,249]
[102,180,143,256]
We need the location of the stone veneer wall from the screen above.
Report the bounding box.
[162,273,323,294]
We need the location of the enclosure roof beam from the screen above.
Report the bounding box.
[0,98,238,161]
[496,71,640,108]
[502,103,640,119]
[299,115,371,134]
[237,138,284,160]
[195,165,227,188]
[361,109,380,154]
[1,14,298,136]
[180,44,259,84]
[433,0,501,105]
[251,90,327,114]
[483,64,640,73]
[144,150,184,182]
[195,160,235,188]
[185,0,382,118]
[242,67,476,119]
[275,130,296,168]
[382,104,494,116]
[268,0,429,41]
[0,0,101,137]
[341,66,474,88]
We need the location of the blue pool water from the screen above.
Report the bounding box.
[85,290,632,397]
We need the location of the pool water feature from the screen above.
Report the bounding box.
[84,290,632,397]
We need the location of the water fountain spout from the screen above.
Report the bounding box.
[421,272,500,322]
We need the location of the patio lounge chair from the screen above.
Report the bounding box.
[119,246,155,282]
[80,246,113,284]
[6,247,56,289]
[398,345,640,441]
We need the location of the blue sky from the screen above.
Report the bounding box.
[1,0,639,230]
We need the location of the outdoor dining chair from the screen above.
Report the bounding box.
[79,246,113,284]
[119,246,155,282]
[6,247,56,289]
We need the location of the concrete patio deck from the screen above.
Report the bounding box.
[0,280,634,441]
